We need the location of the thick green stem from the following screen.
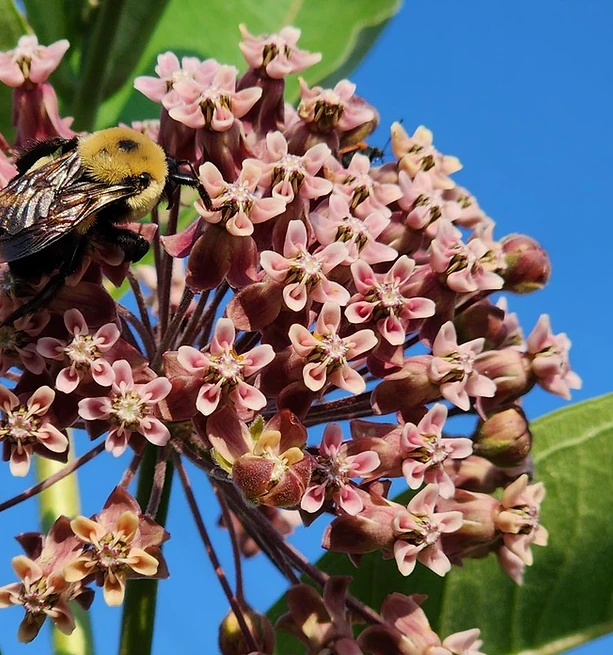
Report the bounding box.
[36,438,94,655]
[70,0,127,131]
[118,445,173,655]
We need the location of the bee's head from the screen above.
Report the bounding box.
[78,127,168,218]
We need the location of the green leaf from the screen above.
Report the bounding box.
[270,393,613,655]
[21,0,88,99]
[95,0,403,129]
[0,0,29,138]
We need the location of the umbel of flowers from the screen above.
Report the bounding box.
[0,27,579,652]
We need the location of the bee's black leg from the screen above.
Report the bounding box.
[0,238,87,328]
[166,159,218,211]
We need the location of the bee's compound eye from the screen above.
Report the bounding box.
[137,172,152,187]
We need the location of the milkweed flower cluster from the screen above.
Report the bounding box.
[0,27,580,653]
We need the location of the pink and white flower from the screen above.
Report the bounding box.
[301,423,379,515]
[166,62,262,131]
[331,154,403,219]
[400,404,472,498]
[177,318,274,416]
[297,79,375,133]
[346,256,435,345]
[289,302,377,394]
[36,309,120,393]
[239,25,322,78]
[392,484,462,576]
[0,385,68,477]
[391,122,462,190]
[194,160,286,237]
[250,131,333,202]
[260,220,350,311]
[429,220,504,293]
[526,314,582,400]
[78,361,171,457]
[429,321,496,411]
[495,474,548,566]
[310,194,397,265]
[0,35,69,87]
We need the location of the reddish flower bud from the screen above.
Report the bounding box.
[438,489,500,561]
[371,356,439,415]
[474,347,533,411]
[444,454,517,494]
[473,404,532,467]
[501,234,551,294]
[453,299,508,348]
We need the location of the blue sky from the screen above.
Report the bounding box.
[0,1,611,654]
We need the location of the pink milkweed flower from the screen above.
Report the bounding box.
[429,321,496,411]
[64,486,169,606]
[526,314,582,400]
[392,484,462,577]
[297,78,375,133]
[0,517,93,643]
[346,256,436,346]
[397,170,461,234]
[359,593,484,655]
[429,220,505,293]
[391,122,462,190]
[331,153,403,219]
[176,318,275,416]
[78,361,172,457]
[249,131,333,202]
[399,404,473,498]
[301,423,380,516]
[0,385,68,477]
[167,62,262,131]
[134,52,216,105]
[495,474,548,567]
[36,309,120,393]
[289,301,377,394]
[310,194,397,265]
[194,160,286,236]
[260,220,350,311]
[0,35,69,87]
[239,24,322,78]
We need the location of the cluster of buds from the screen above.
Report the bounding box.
[0,24,580,652]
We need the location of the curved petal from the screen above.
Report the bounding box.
[140,417,171,446]
[90,359,115,387]
[78,397,112,421]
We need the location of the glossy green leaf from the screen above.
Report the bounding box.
[21,0,89,99]
[0,0,29,138]
[270,394,613,655]
[96,0,402,129]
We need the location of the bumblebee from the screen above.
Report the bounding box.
[0,127,213,326]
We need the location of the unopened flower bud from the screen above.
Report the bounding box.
[438,489,500,561]
[473,405,532,467]
[219,607,275,655]
[232,445,313,509]
[454,299,507,348]
[371,356,439,415]
[475,348,533,410]
[443,454,513,493]
[501,234,551,294]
